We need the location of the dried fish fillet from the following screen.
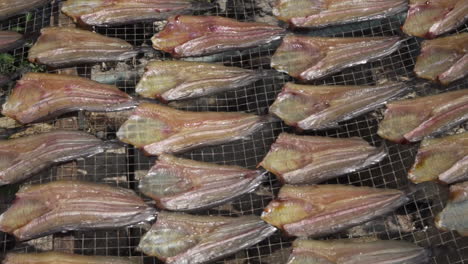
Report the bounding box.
[270,82,408,130]
[402,0,468,38]
[436,181,468,236]
[137,211,276,264]
[414,33,467,85]
[139,154,264,211]
[0,0,50,21]
[117,103,265,155]
[0,130,114,186]
[2,73,136,124]
[259,133,387,184]
[261,184,407,237]
[28,27,138,68]
[377,89,468,143]
[3,251,139,264]
[274,0,407,28]
[0,180,155,241]
[136,60,262,101]
[0,31,23,52]
[151,15,286,57]
[287,238,430,264]
[271,35,404,80]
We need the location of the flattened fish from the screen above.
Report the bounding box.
[117,103,265,155]
[151,15,286,57]
[62,0,212,27]
[270,82,408,130]
[0,180,155,241]
[136,60,262,101]
[139,154,264,211]
[261,184,407,237]
[137,211,276,264]
[3,251,139,264]
[286,238,430,264]
[414,33,467,85]
[0,31,24,52]
[377,89,468,143]
[28,27,138,68]
[402,0,468,38]
[436,181,468,236]
[271,35,404,80]
[259,133,387,184]
[0,0,50,21]
[274,0,407,28]
[0,130,114,186]
[2,73,136,124]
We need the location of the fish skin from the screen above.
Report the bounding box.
[137,211,276,264]
[28,27,138,68]
[414,33,467,85]
[259,133,387,185]
[0,130,114,186]
[377,89,468,143]
[261,184,407,237]
[2,72,136,124]
[0,0,50,21]
[0,180,156,241]
[0,31,24,53]
[274,0,407,28]
[151,15,286,58]
[117,103,265,155]
[409,132,468,184]
[270,82,409,130]
[136,60,262,101]
[436,181,468,236]
[286,238,430,264]
[2,251,139,264]
[271,35,404,81]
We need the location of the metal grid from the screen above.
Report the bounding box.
[0,0,467,263]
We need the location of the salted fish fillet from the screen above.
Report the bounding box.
[287,238,430,264]
[2,251,139,264]
[402,0,468,39]
[117,103,265,155]
[261,184,407,237]
[436,181,468,236]
[259,133,387,184]
[0,180,155,241]
[377,89,468,143]
[0,31,24,53]
[271,35,404,80]
[136,60,263,101]
[137,211,276,264]
[0,0,50,21]
[270,82,408,130]
[28,27,138,68]
[2,73,136,124]
[414,33,467,85]
[62,0,213,27]
[0,130,115,186]
[151,15,286,58]
[274,0,407,28]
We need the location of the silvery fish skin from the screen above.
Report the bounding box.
[271,35,404,80]
[377,89,468,143]
[402,0,468,39]
[270,82,408,130]
[436,181,468,236]
[414,33,467,85]
[136,60,262,101]
[28,27,138,68]
[0,130,113,186]
[261,184,407,237]
[0,180,156,241]
[117,103,265,155]
[139,154,265,211]
[137,211,277,264]
[259,133,387,185]
[0,0,50,21]
[151,15,286,58]
[274,0,407,28]
[0,31,23,52]
[286,238,430,264]
[2,251,139,264]
[409,132,468,184]
[2,73,136,124]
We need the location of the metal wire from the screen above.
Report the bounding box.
[0,0,467,263]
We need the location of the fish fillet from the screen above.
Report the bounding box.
[436,181,468,236]
[3,251,139,264]
[0,31,23,52]
[0,0,50,21]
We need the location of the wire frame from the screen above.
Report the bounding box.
[0,0,467,263]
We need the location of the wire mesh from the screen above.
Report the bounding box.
[0,0,467,263]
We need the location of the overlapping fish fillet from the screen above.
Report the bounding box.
[137,211,276,264]
[0,31,24,52]
[2,251,139,264]
[151,15,286,57]
[436,181,468,236]
[0,0,50,21]
[0,181,156,241]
